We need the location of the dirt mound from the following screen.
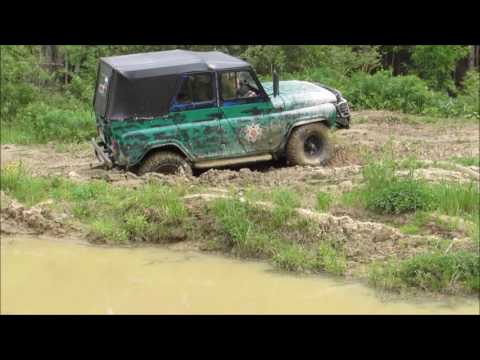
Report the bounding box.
[183,192,444,274]
[1,192,69,236]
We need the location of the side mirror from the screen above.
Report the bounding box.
[272,67,280,97]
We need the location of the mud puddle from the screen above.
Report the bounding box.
[1,235,478,315]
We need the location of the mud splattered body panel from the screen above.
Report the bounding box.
[98,78,343,168]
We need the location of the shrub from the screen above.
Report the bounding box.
[366,178,434,215]
[396,251,479,293]
[369,251,480,294]
[17,102,95,143]
[361,154,433,214]
[344,70,433,114]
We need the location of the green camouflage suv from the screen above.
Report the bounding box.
[92,50,351,175]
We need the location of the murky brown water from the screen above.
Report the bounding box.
[1,235,479,314]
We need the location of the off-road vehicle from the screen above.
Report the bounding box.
[92,50,351,175]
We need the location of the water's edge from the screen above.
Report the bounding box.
[1,235,479,315]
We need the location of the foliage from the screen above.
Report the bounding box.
[1,45,478,145]
[316,192,332,212]
[357,150,480,216]
[361,153,433,214]
[411,45,471,92]
[0,46,49,122]
[0,163,188,244]
[16,101,94,143]
[369,251,480,294]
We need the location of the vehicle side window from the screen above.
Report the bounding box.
[173,73,215,110]
[220,71,263,103]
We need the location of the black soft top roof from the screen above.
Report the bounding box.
[101,50,251,78]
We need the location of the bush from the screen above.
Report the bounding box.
[411,45,471,92]
[360,152,480,216]
[344,70,434,113]
[288,66,478,119]
[16,101,95,143]
[396,251,479,293]
[361,154,433,214]
[369,250,480,294]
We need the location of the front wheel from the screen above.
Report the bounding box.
[137,151,193,176]
[286,123,332,166]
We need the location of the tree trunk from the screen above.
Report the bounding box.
[41,45,59,73]
[64,51,69,85]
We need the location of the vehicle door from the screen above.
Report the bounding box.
[217,69,276,157]
[170,72,223,159]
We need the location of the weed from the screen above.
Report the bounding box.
[273,244,319,272]
[317,242,347,275]
[368,251,480,294]
[1,162,51,205]
[448,156,480,167]
[429,182,479,217]
[316,191,332,212]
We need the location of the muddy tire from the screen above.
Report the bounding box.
[286,123,332,166]
[137,151,192,176]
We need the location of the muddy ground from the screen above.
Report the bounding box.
[1,110,478,185]
[1,111,479,272]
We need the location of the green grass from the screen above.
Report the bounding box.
[316,191,332,212]
[430,182,479,217]
[209,197,346,275]
[0,124,36,144]
[360,153,434,214]
[1,162,52,205]
[399,212,430,235]
[369,251,480,294]
[1,163,188,244]
[345,150,480,219]
[1,101,95,144]
[272,242,347,275]
[2,162,477,294]
[449,156,480,167]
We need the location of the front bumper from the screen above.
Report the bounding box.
[335,100,351,129]
[91,138,113,169]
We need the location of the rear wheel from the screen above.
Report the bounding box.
[137,151,192,176]
[286,123,332,166]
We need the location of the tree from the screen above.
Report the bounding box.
[411,45,471,93]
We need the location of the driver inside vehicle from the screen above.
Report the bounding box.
[236,72,260,98]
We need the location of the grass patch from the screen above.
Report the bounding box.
[272,242,347,275]
[316,191,332,212]
[1,163,189,244]
[1,101,95,145]
[209,197,346,275]
[360,152,434,214]
[369,251,480,294]
[1,162,52,205]
[346,150,479,219]
[430,182,479,217]
[449,156,480,167]
[398,212,430,236]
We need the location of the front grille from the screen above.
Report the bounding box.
[337,101,350,118]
